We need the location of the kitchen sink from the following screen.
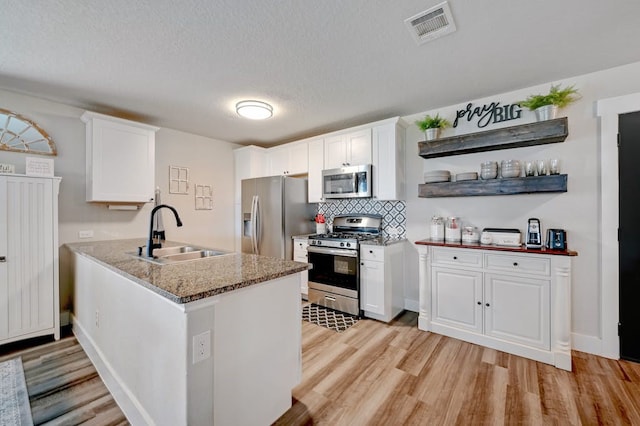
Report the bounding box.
[127,245,233,265]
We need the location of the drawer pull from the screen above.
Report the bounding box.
[485,303,490,307]
[0,256,5,262]
[325,296,337,302]
[477,301,481,305]
[453,256,458,260]
[369,250,373,254]
[513,262,518,267]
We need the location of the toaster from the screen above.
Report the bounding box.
[546,229,567,250]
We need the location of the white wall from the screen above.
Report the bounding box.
[401,61,640,355]
[0,89,240,315]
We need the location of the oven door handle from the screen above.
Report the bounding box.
[307,246,358,257]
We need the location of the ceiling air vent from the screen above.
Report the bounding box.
[405,1,457,45]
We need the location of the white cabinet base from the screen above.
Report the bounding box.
[417,244,573,371]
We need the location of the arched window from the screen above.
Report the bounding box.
[0,108,57,156]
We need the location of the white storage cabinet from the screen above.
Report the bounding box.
[359,242,405,322]
[292,237,310,299]
[417,245,573,370]
[324,128,372,169]
[0,174,61,344]
[307,138,324,203]
[372,118,406,200]
[81,111,159,204]
[268,141,308,176]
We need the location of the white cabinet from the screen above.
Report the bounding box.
[0,174,61,344]
[324,128,372,169]
[372,118,407,200]
[431,266,483,333]
[267,141,308,176]
[81,111,158,203]
[293,237,310,299]
[359,242,405,322]
[234,145,268,204]
[307,138,324,203]
[417,244,572,370]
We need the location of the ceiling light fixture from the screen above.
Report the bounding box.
[235,100,273,120]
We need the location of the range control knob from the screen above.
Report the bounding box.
[346,242,351,248]
[340,242,345,247]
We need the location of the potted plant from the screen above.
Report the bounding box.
[518,84,580,121]
[415,113,451,141]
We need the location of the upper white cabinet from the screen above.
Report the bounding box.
[0,174,61,344]
[372,118,407,201]
[234,145,268,204]
[324,128,372,169]
[307,138,324,203]
[81,111,159,203]
[267,140,308,176]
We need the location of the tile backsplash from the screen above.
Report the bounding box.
[317,199,406,238]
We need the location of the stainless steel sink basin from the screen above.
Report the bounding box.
[127,245,233,265]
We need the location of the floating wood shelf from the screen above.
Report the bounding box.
[418,174,567,198]
[418,118,568,159]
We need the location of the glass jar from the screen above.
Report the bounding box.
[445,217,461,242]
[430,216,444,241]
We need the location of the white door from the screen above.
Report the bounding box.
[346,129,372,165]
[360,259,385,315]
[324,135,347,169]
[484,273,550,350]
[0,176,55,341]
[431,266,483,333]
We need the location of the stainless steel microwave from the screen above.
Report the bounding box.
[322,164,372,199]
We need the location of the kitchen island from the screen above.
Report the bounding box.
[67,238,309,426]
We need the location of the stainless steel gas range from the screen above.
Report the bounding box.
[307,214,382,316]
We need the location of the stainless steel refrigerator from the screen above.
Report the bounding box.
[241,175,316,259]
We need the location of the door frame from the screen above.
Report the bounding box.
[597,91,640,359]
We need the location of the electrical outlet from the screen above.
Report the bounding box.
[79,230,94,239]
[192,330,211,364]
[95,309,99,328]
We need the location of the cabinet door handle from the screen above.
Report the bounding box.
[361,262,364,266]
[453,256,458,260]
[477,301,481,305]
[0,256,5,262]
[513,262,518,267]
[369,250,373,254]
[485,303,490,307]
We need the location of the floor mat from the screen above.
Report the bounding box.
[302,303,359,333]
[0,357,33,426]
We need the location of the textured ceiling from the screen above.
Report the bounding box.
[1,0,640,146]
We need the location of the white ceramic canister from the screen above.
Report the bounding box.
[430,216,445,241]
[445,217,462,242]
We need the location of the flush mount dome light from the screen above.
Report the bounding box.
[236,100,273,120]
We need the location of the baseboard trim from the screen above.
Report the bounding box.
[71,315,151,426]
[571,332,610,358]
[404,298,419,312]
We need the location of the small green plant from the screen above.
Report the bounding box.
[415,113,451,131]
[518,84,580,110]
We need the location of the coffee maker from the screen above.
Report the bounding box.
[525,218,543,249]
[546,229,567,250]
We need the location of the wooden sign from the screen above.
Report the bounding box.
[453,102,523,129]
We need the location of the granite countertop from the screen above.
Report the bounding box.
[414,239,578,256]
[360,236,407,247]
[66,238,310,304]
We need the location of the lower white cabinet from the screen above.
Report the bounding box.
[417,244,573,370]
[0,174,61,344]
[293,237,309,299]
[359,242,405,322]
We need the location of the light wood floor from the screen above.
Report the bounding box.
[0,330,128,425]
[275,310,640,425]
[2,312,640,425]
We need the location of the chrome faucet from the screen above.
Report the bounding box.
[147,204,183,258]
